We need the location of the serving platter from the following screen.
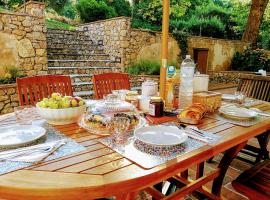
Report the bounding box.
[79,114,147,136]
[219,105,257,120]
[0,125,46,149]
[134,125,188,146]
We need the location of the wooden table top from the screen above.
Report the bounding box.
[0,102,270,199]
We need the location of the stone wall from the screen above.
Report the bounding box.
[127,29,180,66]
[77,17,131,70]
[188,37,249,72]
[0,84,18,114]
[0,1,47,77]
[77,17,252,72]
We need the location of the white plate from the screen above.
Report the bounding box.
[222,94,237,101]
[134,125,188,146]
[219,105,257,120]
[0,125,46,148]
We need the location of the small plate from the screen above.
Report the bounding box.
[219,105,257,120]
[0,125,46,148]
[134,125,188,146]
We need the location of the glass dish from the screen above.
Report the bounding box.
[78,112,147,136]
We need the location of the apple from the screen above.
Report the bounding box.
[71,99,78,107]
[79,100,84,106]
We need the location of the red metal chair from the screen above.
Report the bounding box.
[16,75,73,106]
[92,73,131,99]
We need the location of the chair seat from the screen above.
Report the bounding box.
[232,160,270,200]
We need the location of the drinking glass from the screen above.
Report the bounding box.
[235,91,246,105]
[108,117,130,152]
[14,105,36,124]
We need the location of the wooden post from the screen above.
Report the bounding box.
[159,0,170,99]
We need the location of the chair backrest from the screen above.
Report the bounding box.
[17,75,73,106]
[92,73,131,99]
[237,74,270,102]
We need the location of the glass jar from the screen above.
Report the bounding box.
[149,97,164,117]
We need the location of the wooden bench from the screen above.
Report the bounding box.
[232,160,270,200]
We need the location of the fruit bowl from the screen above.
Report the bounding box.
[36,104,86,125]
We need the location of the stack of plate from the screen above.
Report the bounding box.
[134,125,188,156]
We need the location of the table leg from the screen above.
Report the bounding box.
[256,131,270,162]
[212,142,247,196]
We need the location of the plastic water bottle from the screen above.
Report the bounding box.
[179,55,195,109]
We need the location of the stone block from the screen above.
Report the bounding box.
[7,88,16,95]
[33,31,46,41]
[17,38,35,58]
[10,94,18,102]
[33,25,43,32]
[22,19,32,27]
[0,95,8,101]
[12,29,26,36]
[36,49,46,56]
[35,56,47,64]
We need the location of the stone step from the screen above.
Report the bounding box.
[47,29,84,33]
[69,74,93,83]
[47,39,94,45]
[47,49,105,55]
[46,43,103,50]
[72,81,93,92]
[48,66,120,75]
[48,59,113,67]
[47,53,110,60]
[73,90,94,99]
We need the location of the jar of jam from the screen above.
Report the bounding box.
[149,97,164,117]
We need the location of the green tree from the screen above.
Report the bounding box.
[242,0,269,48]
[76,0,117,22]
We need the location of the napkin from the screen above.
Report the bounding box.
[0,140,67,163]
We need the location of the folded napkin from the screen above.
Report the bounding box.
[0,140,67,163]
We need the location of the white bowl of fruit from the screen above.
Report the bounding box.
[36,93,86,125]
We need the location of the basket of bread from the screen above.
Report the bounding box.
[177,103,207,124]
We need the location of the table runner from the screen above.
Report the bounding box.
[0,124,85,175]
[99,123,221,169]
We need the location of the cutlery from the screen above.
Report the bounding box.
[0,146,55,160]
[178,124,214,141]
[176,124,210,143]
[249,108,270,117]
[0,140,67,161]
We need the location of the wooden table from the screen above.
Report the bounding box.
[0,102,269,200]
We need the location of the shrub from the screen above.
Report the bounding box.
[59,2,77,19]
[128,60,160,75]
[76,0,117,22]
[0,67,24,84]
[231,48,270,72]
[106,0,131,17]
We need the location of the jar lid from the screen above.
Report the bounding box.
[150,96,163,102]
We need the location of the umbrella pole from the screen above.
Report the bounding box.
[159,0,170,99]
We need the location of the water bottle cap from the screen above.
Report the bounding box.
[186,55,191,59]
